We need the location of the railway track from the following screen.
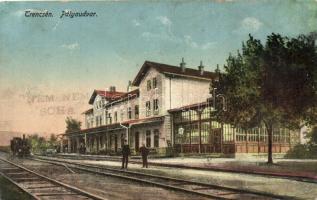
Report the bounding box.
[0,157,106,200]
[53,154,317,184]
[32,156,290,200]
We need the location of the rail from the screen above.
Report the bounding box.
[0,157,106,200]
[32,156,292,200]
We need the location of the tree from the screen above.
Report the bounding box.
[212,33,317,164]
[306,126,317,156]
[27,134,48,154]
[65,117,82,134]
[285,126,317,159]
[307,126,317,145]
[48,134,58,147]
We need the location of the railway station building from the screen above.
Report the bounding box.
[61,60,300,157]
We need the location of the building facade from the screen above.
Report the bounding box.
[61,60,300,157]
[62,60,215,155]
[169,101,299,156]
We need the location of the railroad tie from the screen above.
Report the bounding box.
[191,186,215,191]
[6,172,30,176]
[13,177,41,182]
[0,167,20,171]
[217,192,239,196]
[22,180,49,185]
[171,182,196,186]
[35,192,78,197]
[26,185,62,189]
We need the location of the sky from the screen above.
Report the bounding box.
[0,0,316,139]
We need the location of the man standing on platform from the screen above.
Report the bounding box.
[139,143,149,168]
[121,140,130,169]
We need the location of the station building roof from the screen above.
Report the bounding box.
[63,116,163,136]
[168,101,211,113]
[88,90,126,105]
[132,61,217,86]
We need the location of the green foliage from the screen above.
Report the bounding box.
[0,176,34,200]
[286,128,317,159]
[214,33,317,128]
[212,33,317,163]
[27,134,48,154]
[27,133,59,154]
[48,134,58,146]
[285,144,311,159]
[290,126,317,158]
[65,116,82,133]
[308,144,317,157]
[306,126,317,145]
[306,127,317,156]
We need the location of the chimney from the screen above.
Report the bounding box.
[109,86,116,92]
[198,61,204,75]
[180,57,186,73]
[127,80,132,92]
[215,64,220,74]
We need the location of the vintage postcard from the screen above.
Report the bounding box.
[0,0,317,199]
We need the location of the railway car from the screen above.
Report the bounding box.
[10,135,30,157]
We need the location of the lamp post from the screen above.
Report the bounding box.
[210,86,226,112]
[210,85,227,154]
[216,94,227,111]
[197,108,204,154]
[213,87,217,110]
[119,122,130,146]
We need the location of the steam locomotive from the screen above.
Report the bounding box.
[10,135,30,157]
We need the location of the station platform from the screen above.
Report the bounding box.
[56,153,317,182]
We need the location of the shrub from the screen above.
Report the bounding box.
[285,144,310,158]
[285,144,317,159]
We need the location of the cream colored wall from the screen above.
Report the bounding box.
[106,97,139,124]
[164,75,211,111]
[83,66,213,153]
[138,67,164,119]
[130,123,165,149]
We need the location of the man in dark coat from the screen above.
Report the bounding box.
[121,140,130,169]
[139,143,149,168]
